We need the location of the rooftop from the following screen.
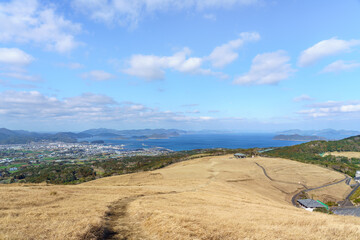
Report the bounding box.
[297,199,325,208]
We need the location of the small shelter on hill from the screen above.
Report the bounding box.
[297,199,328,211]
[234,153,246,158]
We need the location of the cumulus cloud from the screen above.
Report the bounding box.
[123,48,220,80]
[123,32,258,80]
[298,38,360,67]
[0,48,40,82]
[293,94,314,102]
[0,48,34,65]
[81,70,116,81]
[233,50,295,85]
[72,0,259,27]
[321,60,360,73]
[0,0,81,53]
[298,100,360,118]
[207,32,260,68]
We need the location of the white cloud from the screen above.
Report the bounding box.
[0,0,81,53]
[207,32,260,68]
[123,48,220,80]
[0,90,217,124]
[0,48,40,82]
[0,48,34,65]
[81,70,116,81]
[122,33,259,80]
[233,50,295,85]
[298,38,360,67]
[293,94,313,102]
[0,79,37,89]
[72,0,259,27]
[298,100,360,118]
[321,60,360,73]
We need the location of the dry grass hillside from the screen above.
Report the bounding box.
[1,155,360,240]
[324,151,360,159]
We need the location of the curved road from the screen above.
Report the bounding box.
[290,176,349,207]
[253,162,351,207]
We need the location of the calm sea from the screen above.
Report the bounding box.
[80,133,305,151]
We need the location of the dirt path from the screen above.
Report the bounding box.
[254,162,308,189]
[253,161,350,207]
[103,195,146,240]
[98,157,230,239]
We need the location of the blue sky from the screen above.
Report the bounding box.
[1,0,360,132]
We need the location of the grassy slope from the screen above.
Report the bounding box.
[266,135,360,176]
[1,155,359,239]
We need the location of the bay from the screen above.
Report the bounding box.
[79,133,306,151]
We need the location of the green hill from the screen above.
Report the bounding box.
[265,135,360,176]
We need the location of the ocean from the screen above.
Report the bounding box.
[79,133,305,151]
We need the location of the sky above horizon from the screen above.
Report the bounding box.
[0,0,360,132]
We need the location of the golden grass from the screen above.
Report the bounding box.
[0,155,359,239]
[324,151,360,158]
[308,181,351,203]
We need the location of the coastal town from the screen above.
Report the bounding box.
[0,142,172,179]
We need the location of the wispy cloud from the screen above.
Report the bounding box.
[203,14,216,21]
[233,50,295,85]
[321,60,360,73]
[57,62,84,70]
[293,94,314,102]
[181,103,199,107]
[298,100,360,118]
[0,79,37,89]
[207,32,260,68]
[72,0,259,28]
[0,91,216,124]
[81,70,116,81]
[0,0,82,53]
[298,38,360,67]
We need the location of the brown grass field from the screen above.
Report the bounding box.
[1,155,360,239]
[324,151,360,158]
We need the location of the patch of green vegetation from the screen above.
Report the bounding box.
[325,201,337,207]
[349,187,360,203]
[313,207,333,214]
[0,163,24,169]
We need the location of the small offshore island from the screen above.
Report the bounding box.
[273,134,326,141]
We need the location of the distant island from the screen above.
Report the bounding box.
[273,134,326,141]
[276,129,360,140]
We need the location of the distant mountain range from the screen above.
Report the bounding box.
[0,128,187,144]
[1,127,359,144]
[275,129,360,141]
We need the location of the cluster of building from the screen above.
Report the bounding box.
[0,142,171,159]
[0,142,172,173]
[0,158,13,164]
